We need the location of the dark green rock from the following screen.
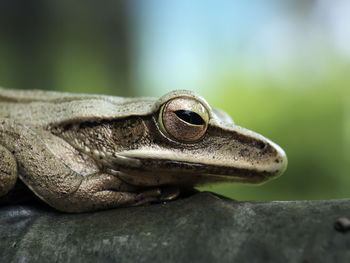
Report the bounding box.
[1,192,350,263]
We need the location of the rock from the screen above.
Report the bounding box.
[1,192,350,263]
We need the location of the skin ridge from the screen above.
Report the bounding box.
[138,158,273,179]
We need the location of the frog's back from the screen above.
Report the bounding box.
[0,87,157,127]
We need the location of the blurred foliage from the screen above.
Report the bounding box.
[0,0,348,201]
[0,0,132,96]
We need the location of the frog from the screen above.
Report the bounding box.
[0,87,287,212]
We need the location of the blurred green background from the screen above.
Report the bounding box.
[0,1,348,201]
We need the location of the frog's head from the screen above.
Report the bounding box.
[54,90,287,188]
[113,90,287,187]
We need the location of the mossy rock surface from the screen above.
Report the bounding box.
[1,192,350,263]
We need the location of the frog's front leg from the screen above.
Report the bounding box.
[0,144,17,197]
[58,172,166,212]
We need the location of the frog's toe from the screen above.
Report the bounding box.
[159,186,180,201]
[132,186,180,206]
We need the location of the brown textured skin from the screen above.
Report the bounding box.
[0,87,287,212]
[0,144,17,196]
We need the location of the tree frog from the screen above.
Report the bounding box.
[0,88,287,212]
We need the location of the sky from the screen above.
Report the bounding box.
[130,0,350,95]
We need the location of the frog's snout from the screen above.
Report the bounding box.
[271,142,288,178]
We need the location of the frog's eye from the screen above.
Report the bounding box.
[158,97,209,143]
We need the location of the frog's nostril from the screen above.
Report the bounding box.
[254,141,266,150]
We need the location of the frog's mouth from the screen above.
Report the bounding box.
[111,153,285,187]
[138,158,275,184]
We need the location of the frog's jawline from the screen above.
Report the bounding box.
[134,158,274,183]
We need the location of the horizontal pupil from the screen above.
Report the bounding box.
[174,110,204,125]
